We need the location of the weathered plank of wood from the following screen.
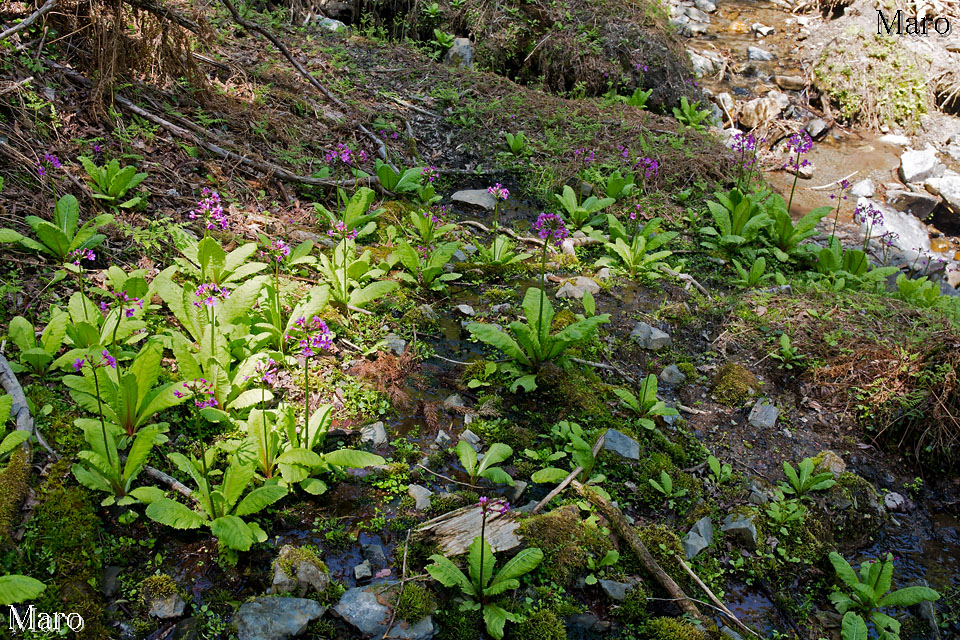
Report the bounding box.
[415,505,521,556]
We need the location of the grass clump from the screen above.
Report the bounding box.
[517,504,612,587]
[509,608,567,640]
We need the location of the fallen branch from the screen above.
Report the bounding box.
[219,0,345,110]
[0,76,34,97]
[383,94,441,119]
[416,463,478,490]
[143,465,195,501]
[458,220,545,247]
[570,358,636,385]
[122,0,203,34]
[531,432,605,514]
[573,480,709,626]
[0,352,56,458]
[661,265,710,297]
[678,404,708,415]
[674,554,759,637]
[0,0,57,44]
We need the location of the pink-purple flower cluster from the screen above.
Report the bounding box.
[573,147,595,165]
[190,188,227,230]
[67,248,95,266]
[255,357,279,385]
[421,166,438,183]
[853,202,884,227]
[193,283,230,308]
[487,183,509,200]
[730,132,758,154]
[174,378,218,408]
[534,212,569,247]
[829,179,852,200]
[328,220,358,240]
[37,153,61,177]
[629,204,642,221]
[285,316,333,357]
[326,143,367,166]
[477,496,511,515]
[786,131,813,155]
[73,349,117,372]
[633,157,659,180]
[616,145,630,163]
[878,230,899,247]
[261,238,291,264]
[423,204,449,225]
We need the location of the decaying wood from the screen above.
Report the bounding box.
[415,504,521,556]
[675,554,759,637]
[660,265,710,297]
[143,465,195,501]
[573,480,709,626]
[531,432,606,514]
[458,220,545,247]
[0,352,57,458]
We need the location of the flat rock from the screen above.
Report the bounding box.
[739,96,782,129]
[354,560,373,581]
[334,585,437,640]
[455,304,475,316]
[510,480,528,502]
[415,505,521,556]
[361,421,388,448]
[434,429,453,448]
[659,364,687,386]
[384,333,406,356]
[318,17,347,31]
[599,579,635,601]
[899,147,944,183]
[270,545,330,596]
[752,22,775,36]
[147,593,186,620]
[747,45,775,61]
[805,118,830,140]
[443,393,466,411]
[362,544,387,568]
[604,429,640,461]
[408,485,433,511]
[775,75,805,90]
[102,566,123,598]
[694,0,717,12]
[879,134,911,146]
[816,450,846,475]
[924,170,960,210]
[682,516,714,559]
[451,190,496,211]
[235,597,326,640]
[886,189,939,218]
[747,401,779,429]
[630,322,672,351]
[721,513,758,550]
[884,491,909,512]
[556,276,601,299]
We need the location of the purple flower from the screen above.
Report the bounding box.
[100,350,117,369]
[328,220,358,240]
[36,163,45,178]
[72,358,86,372]
[633,157,659,180]
[487,183,509,200]
[853,202,884,226]
[786,131,813,155]
[67,248,95,266]
[193,283,230,309]
[285,316,333,358]
[255,358,279,385]
[182,378,217,408]
[173,390,184,398]
[421,166,438,183]
[43,154,61,169]
[190,188,227,230]
[261,238,291,264]
[534,212,569,247]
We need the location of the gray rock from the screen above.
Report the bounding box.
[451,189,496,211]
[334,585,437,639]
[715,92,736,118]
[362,544,387,568]
[435,429,453,448]
[460,429,480,446]
[270,545,330,596]
[660,364,687,386]
[384,333,406,356]
[879,134,911,146]
[417,304,439,323]
[102,566,123,598]
[694,0,717,12]
[752,23,775,36]
[850,178,875,198]
[235,597,326,640]
[318,17,347,32]
[924,170,960,210]
[721,513,758,550]
[456,304,475,316]
[361,421,388,448]
[886,189,939,218]
[354,560,372,581]
[451,249,467,263]
[604,429,640,461]
[682,516,714,559]
[444,37,473,69]
[173,617,198,640]
[747,401,779,429]
[748,483,770,506]
[408,485,433,511]
[147,592,186,620]
[684,6,710,21]
[443,394,466,411]
[899,147,944,183]
[556,276,601,300]
[775,75,805,91]
[884,491,908,512]
[599,579,635,601]
[747,46,775,61]
[721,626,745,640]
[510,480,528,502]
[630,322,672,351]
[805,118,830,140]
[490,303,511,314]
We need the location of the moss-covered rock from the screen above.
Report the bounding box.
[643,616,707,639]
[0,447,29,545]
[821,471,886,549]
[509,608,567,640]
[517,505,612,587]
[711,363,758,406]
[140,574,179,602]
[395,583,437,623]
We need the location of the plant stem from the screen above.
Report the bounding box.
[90,365,114,472]
[492,202,500,262]
[303,357,310,449]
[537,243,548,359]
[261,385,271,478]
[477,508,487,600]
[786,149,801,214]
[195,413,215,519]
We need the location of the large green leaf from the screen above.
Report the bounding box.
[0,431,29,457]
[122,426,158,484]
[489,547,543,588]
[323,449,385,469]
[0,575,46,606]
[39,311,69,355]
[468,535,495,591]
[841,613,868,640]
[456,440,477,475]
[53,194,80,237]
[426,554,476,597]
[482,603,517,640]
[210,515,257,551]
[71,462,113,493]
[8,316,36,353]
[34,222,71,260]
[221,462,256,512]
[234,485,288,516]
[878,586,940,608]
[349,280,398,308]
[145,498,206,529]
[531,467,568,483]
[467,324,531,368]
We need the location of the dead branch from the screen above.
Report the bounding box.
[0,77,34,97]
[570,357,637,385]
[381,529,412,640]
[218,0,345,110]
[573,480,709,626]
[661,265,710,297]
[458,220,545,247]
[532,432,605,513]
[121,0,203,34]
[143,465,195,501]
[0,352,57,458]
[0,0,57,44]
[674,554,759,637]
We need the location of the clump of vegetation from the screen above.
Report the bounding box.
[278,546,328,580]
[711,363,758,406]
[510,608,567,640]
[395,583,437,623]
[140,574,180,602]
[518,505,612,586]
[643,616,707,640]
